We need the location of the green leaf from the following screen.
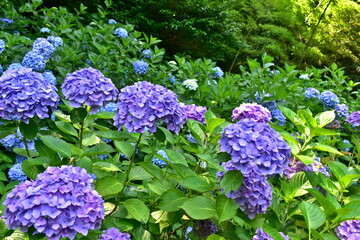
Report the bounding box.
[114,141,135,159]
[328,161,346,180]
[207,234,226,240]
[312,143,343,155]
[205,110,217,123]
[54,110,71,122]
[81,143,116,157]
[154,126,166,142]
[157,189,187,212]
[262,224,286,240]
[338,200,360,221]
[181,196,216,219]
[299,201,326,229]
[165,149,188,166]
[0,171,8,181]
[94,130,133,140]
[206,118,225,134]
[216,195,238,222]
[55,121,78,137]
[158,127,175,145]
[123,199,150,223]
[128,166,153,180]
[148,179,174,195]
[306,189,337,219]
[316,111,335,128]
[340,174,360,188]
[295,155,314,165]
[76,157,92,171]
[310,128,338,137]
[182,176,212,192]
[22,159,45,180]
[93,162,121,172]
[187,119,206,143]
[70,108,88,124]
[220,170,243,194]
[137,162,164,180]
[19,119,38,140]
[40,135,72,158]
[89,111,114,120]
[298,109,317,128]
[171,163,197,178]
[95,176,123,196]
[82,132,100,146]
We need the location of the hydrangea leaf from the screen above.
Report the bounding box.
[181,196,216,220]
[316,111,336,128]
[165,149,187,166]
[40,135,72,158]
[128,166,153,181]
[55,121,78,137]
[114,141,135,159]
[262,224,287,240]
[299,201,326,230]
[306,189,337,219]
[81,143,116,157]
[220,170,243,194]
[157,189,187,212]
[182,176,213,192]
[19,119,38,140]
[216,194,238,222]
[138,162,164,180]
[123,199,150,223]
[95,176,123,196]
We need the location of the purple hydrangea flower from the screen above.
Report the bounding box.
[284,157,330,179]
[47,36,63,48]
[320,91,340,108]
[336,220,360,240]
[194,219,217,239]
[7,63,22,70]
[152,150,169,168]
[40,27,50,33]
[219,119,291,176]
[22,51,46,71]
[42,70,57,85]
[142,49,151,59]
[62,68,118,113]
[305,88,320,99]
[232,103,272,123]
[3,165,104,240]
[114,81,186,133]
[0,67,59,123]
[253,228,289,240]
[0,39,5,53]
[211,67,224,78]
[346,111,360,127]
[32,38,56,59]
[108,19,117,24]
[335,104,349,118]
[182,104,207,124]
[8,163,27,182]
[227,167,272,219]
[114,28,128,38]
[133,60,148,74]
[99,227,131,240]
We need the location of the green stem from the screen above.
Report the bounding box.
[79,121,84,149]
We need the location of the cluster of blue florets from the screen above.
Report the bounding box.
[133,60,149,74]
[152,150,169,168]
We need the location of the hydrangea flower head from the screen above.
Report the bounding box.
[346,111,360,127]
[99,102,117,113]
[270,108,286,126]
[0,39,5,53]
[42,70,57,85]
[8,163,27,182]
[108,19,117,24]
[62,68,118,113]
[22,51,46,71]
[219,119,291,176]
[305,88,320,99]
[182,104,207,124]
[47,36,63,48]
[114,81,186,133]
[0,67,59,122]
[152,150,169,168]
[194,219,217,239]
[40,27,50,33]
[320,91,339,108]
[253,228,289,240]
[133,60,148,74]
[182,79,198,90]
[3,165,104,240]
[142,49,151,59]
[336,104,349,118]
[211,67,224,78]
[232,103,272,123]
[7,63,22,70]
[336,220,360,240]
[99,227,131,240]
[114,28,128,38]
[33,38,56,59]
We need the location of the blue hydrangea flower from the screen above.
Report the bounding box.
[114,28,128,38]
[305,88,320,99]
[33,38,56,59]
[7,63,22,70]
[182,79,198,90]
[319,91,340,108]
[0,130,36,154]
[152,150,169,168]
[335,104,349,118]
[114,81,186,133]
[0,67,59,123]
[336,220,360,240]
[168,74,176,84]
[62,68,118,113]
[182,104,207,124]
[194,220,217,239]
[47,36,63,48]
[270,109,286,126]
[108,19,117,24]
[3,165,104,240]
[40,27,50,33]
[42,70,57,85]
[253,228,289,240]
[186,134,196,143]
[8,163,27,182]
[0,64,3,74]
[211,67,224,78]
[346,111,360,127]
[219,119,291,176]
[133,60,149,74]
[99,102,117,112]
[1,18,13,24]
[22,51,46,71]
[232,103,272,123]
[99,227,131,240]
[142,49,151,59]
[0,39,5,53]
[299,74,310,80]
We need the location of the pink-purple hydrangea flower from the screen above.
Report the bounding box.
[3,165,104,240]
[0,67,59,123]
[232,103,272,123]
[98,227,131,240]
[336,220,360,240]
[182,103,207,124]
[62,68,118,113]
[114,81,186,133]
[346,111,360,127]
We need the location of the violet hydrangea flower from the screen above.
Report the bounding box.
[182,104,207,124]
[219,119,291,176]
[346,111,360,127]
[99,227,131,240]
[42,70,57,85]
[253,228,290,240]
[7,63,22,70]
[232,103,272,123]
[0,67,59,123]
[336,220,360,240]
[3,165,104,240]
[114,81,186,133]
[335,104,349,118]
[284,157,330,179]
[22,51,46,71]
[319,90,339,108]
[62,68,118,113]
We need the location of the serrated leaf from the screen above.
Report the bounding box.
[54,111,71,122]
[128,166,153,180]
[262,224,286,240]
[81,143,116,157]
[307,189,337,219]
[181,196,216,219]
[19,119,38,140]
[22,159,45,180]
[216,195,238,222]
[312,143,342,155]
[148,179,174,195]
[158,127,175,145]
[95,176,123,196]
[70,108,88,124]
[187,119,206,143]
[93,161,121,172]
[298,109,317,128]
[220,170,243,194]
[114,141,135,159]
[299,201,326,229]
[40,135,72,158]
[94,130,133,140]
[55,121,78,137]
[295,155,314,165]
[137,161,164,180]
[165,149,188,166]
[123,199,150,223]
[207,118,225,134]
[171,163,197,178]
[82,132,100,146]
[182,176,212,192]
[158,189,187,212]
